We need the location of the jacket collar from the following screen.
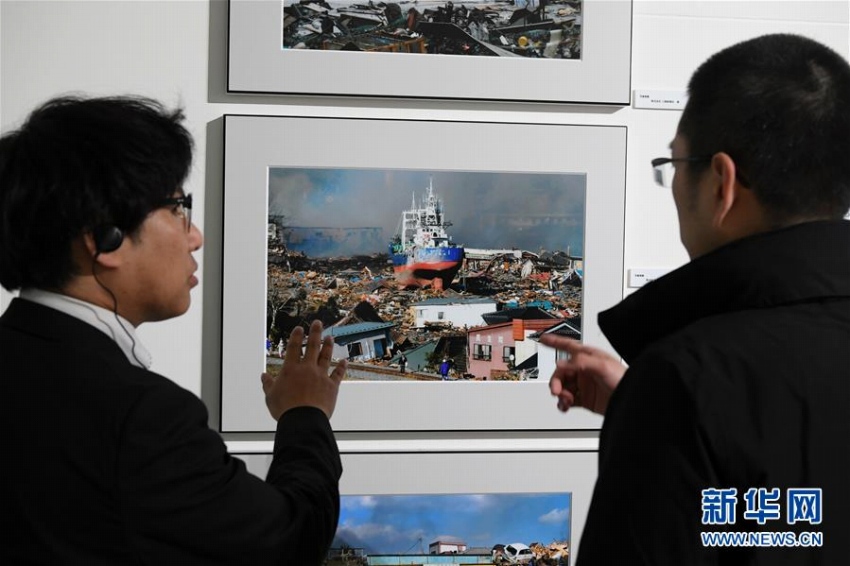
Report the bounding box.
[19,289,151,369]
[599,220,850,363]
[1,297,133,368]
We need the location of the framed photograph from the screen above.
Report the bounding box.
[227,0,633,104]
[221,115,626,432]
[236,449,597,563]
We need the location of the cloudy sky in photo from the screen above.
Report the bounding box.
[269,168,586,256]
[333,492,571,554]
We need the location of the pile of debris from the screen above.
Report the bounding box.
[267,243,582,376]
[270,239,579,311]
[530,542,569,565]
[283,0,582,58]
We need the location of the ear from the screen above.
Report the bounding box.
[81,231,123,269]
[709,152,743,228]
[82,232,99,257]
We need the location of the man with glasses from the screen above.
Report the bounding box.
[0,96,346,564]
[543,34,849,564]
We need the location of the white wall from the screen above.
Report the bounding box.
[515,330,539,367]
[1,0,848,411]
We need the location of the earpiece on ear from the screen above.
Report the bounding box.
[92,225,124,254]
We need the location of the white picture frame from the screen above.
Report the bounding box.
[236,449,598,561]
[221,115,625,432]
[227,0,633,104]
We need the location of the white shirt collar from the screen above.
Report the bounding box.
[19,288,152,369]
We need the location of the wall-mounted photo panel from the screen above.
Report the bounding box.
[222,115,626,432]
[237,450,597,564]
[227,0,633,103]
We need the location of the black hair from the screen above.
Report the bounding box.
[0,95,193,291]
[678,34,850,223]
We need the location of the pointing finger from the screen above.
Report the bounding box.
[539,334,583,352]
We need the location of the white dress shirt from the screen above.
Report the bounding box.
[19,288,152,369]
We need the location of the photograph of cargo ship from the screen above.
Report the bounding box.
[266,167,585,382]
[389,177,464,289]
[326,492,571,565]
[283,0,582,59]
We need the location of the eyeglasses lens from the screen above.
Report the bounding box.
[654,162,674,188]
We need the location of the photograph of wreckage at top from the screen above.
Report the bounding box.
[282,0,582,58]
[266,168,586,382]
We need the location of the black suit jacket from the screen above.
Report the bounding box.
[0,298,342,565]
[579,221,850,565]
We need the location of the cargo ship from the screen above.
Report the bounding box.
[389,178,464,289]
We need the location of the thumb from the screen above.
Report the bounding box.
[261,372,274,395]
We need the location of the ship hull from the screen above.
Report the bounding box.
[391,247,464,288]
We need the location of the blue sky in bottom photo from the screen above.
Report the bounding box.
[334,492,571,554]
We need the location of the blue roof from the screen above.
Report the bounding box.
[322,321,395,339]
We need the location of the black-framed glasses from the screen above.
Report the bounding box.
[160,193,193,232]
[651,156,711,188]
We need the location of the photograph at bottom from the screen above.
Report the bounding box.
[329,492,571,565]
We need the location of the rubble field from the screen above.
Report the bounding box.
[284,0,582,59]
[266,243,582,380]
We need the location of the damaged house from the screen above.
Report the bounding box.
[321,321,396,362]
[531,318,582,382]
[412,296,497,329]
[467,318,562,380]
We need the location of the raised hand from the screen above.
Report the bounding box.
[539,334,626,416]
[261,320,347,421]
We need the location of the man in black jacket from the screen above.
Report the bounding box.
[0,96,347,564]
[543,34,850,565]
